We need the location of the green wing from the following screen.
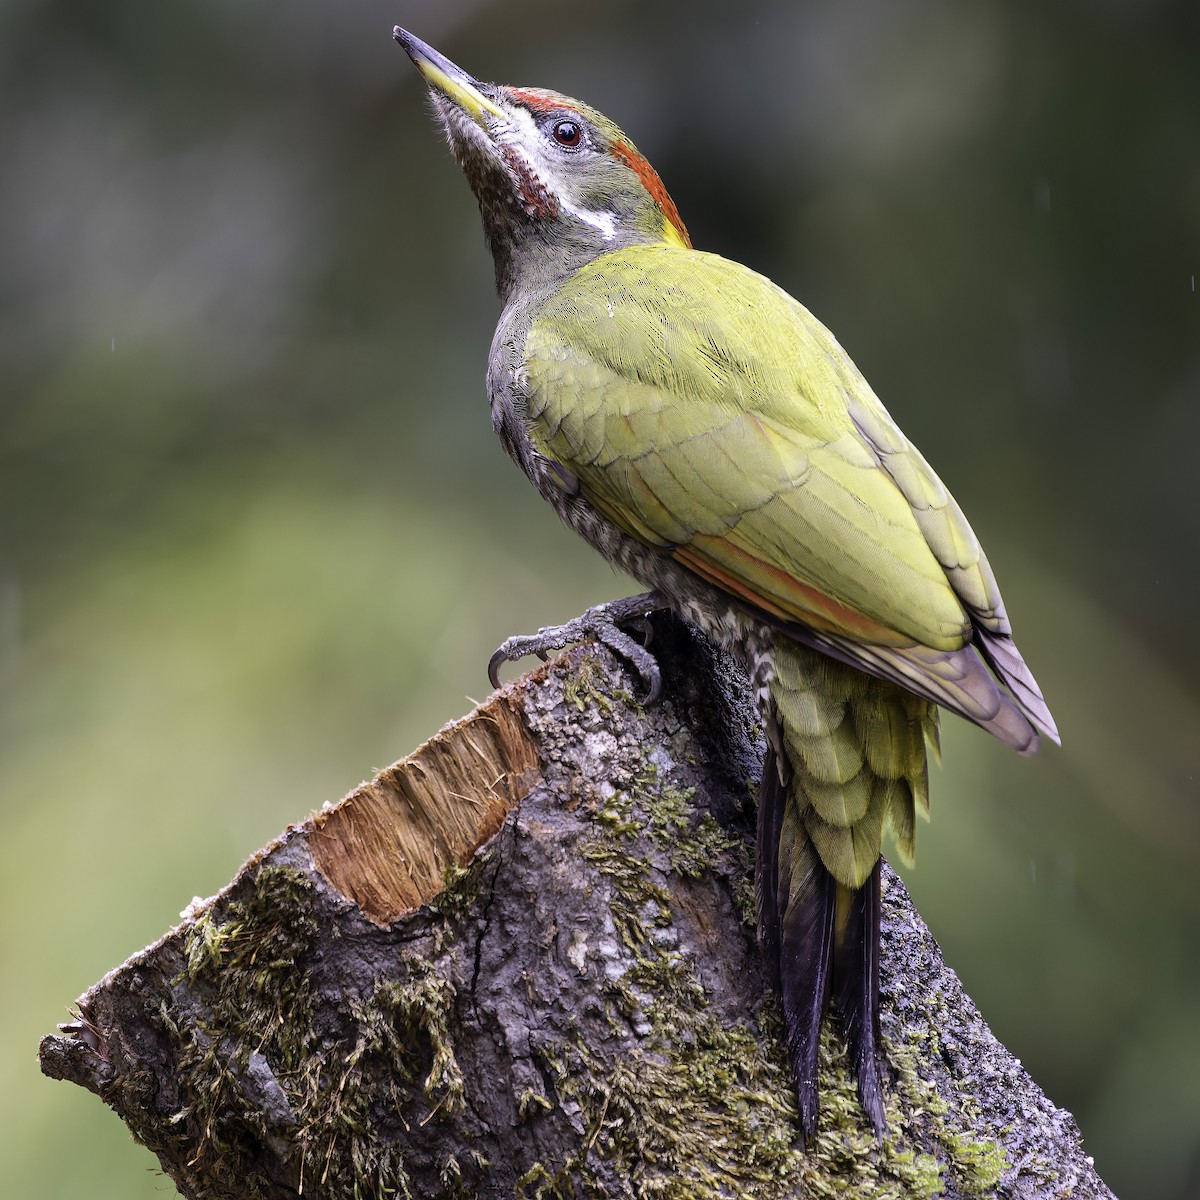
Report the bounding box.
[521,243,1057,747]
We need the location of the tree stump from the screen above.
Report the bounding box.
[39,614,1114,1199]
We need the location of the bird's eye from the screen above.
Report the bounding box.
[552,119,583,148]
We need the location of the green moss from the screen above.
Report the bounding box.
[731,872,759,929]
[517,1088,553,1121]
[515,1160,563,1198]
[365,965,465,1116]
[530,1029,801,1199]
[885,1018,1010,1195]
[521,766,805,1198]
[940,1132,1007,1193]
[428,854,489,922]
[562,654,617,714]
[167,864,470,1199]
[527,760,1012,1199]
[615,764,742,878]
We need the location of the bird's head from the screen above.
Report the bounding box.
[394,27,690,297]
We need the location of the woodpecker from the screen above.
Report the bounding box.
[393,27,1058,1139]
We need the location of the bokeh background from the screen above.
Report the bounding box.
[2,1,1198,1196]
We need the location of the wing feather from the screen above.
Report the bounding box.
[522,244,1057,744]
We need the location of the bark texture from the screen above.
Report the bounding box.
[39,614,1114,1199]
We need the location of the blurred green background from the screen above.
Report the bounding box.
[2,1,1197,1196]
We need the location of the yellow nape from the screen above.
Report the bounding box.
[661,216,690,250]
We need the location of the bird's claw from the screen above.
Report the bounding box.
[487,592,665,702]
[624,614,654,650]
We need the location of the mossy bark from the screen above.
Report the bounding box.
[39,614,1115,1199]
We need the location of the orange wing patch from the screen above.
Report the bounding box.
[674,537,913,648]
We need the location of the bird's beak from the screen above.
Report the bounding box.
[392,27,507,127]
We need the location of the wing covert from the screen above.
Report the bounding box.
[523,246,973,652]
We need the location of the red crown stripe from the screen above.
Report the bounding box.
[504,87,566,114]
[611,142,691,248]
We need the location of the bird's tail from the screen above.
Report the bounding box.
[758,643,936,1140]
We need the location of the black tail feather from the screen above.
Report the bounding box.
[757,742,786,987]
[778,847,834,1141]
[761,742,836,1141]
[831,861,885,1138]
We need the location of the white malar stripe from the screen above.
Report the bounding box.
[562,201,617,239]
[502,105,617,240]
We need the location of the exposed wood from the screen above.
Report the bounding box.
[39,614,1116,1199]
[309,694,539,923]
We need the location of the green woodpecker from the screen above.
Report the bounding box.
[394,28,1059,1139]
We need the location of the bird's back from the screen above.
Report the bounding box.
[519,243,1055,749]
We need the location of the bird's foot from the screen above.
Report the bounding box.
[488,592,666,702]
